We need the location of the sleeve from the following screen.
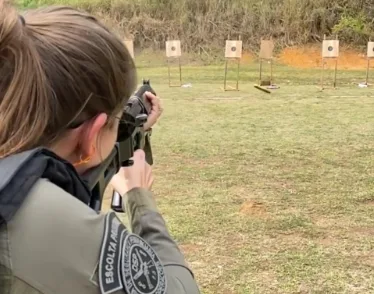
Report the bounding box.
[123,188,201,294]
[7,179,108,294]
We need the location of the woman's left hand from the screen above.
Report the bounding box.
[143,91,163,131]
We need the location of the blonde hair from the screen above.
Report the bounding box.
[0,0,136,158]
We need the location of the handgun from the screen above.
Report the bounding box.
[82,79,156,213]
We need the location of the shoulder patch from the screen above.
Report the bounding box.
[99,212,167,294]
[99,212,126,294]
[122,233,166,294]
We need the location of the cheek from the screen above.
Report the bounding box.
[101,128,118,158]
[95,121,119,162]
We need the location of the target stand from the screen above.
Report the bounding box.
[165,40,182,87]
[223,39,242,91]
[365,41,374,86]
[258,39,275,87]
[321,35,339,90]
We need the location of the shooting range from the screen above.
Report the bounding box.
[124,39,135,59]
[223,38,242,91]
[165,40,182,87]
[321,35,339,89]
[365,41,374,85]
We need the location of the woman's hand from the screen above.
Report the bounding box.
[110,149,154,195]
[143,91,163,131]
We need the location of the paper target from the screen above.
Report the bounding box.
[225,40,242,58]
[259,39,274,59]
[367,42,374,58]
[322,40,339,58]
[166,40,181,57]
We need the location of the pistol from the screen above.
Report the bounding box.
[82,79,156,213]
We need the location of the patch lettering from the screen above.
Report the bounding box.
[99,212,126,294]
[122,234,167,294]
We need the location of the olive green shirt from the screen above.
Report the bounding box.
[0,179,200,294]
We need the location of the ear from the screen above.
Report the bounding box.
[77,113,108,157]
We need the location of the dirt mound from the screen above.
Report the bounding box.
[279,45,372,70]
[239,200,267,216]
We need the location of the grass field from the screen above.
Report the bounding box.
[106,55,374,293]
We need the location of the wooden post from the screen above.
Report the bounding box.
[321,35,339,90]
[223,38,242,91]
[259,38,275,86]
[366,40,374,85]
[166,39,182,87]
[270,59,273,85]
[321,58,325,90]
[333,58,338,89]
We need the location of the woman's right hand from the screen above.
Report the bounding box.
[110,149,154,195]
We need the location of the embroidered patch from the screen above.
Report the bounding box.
[122,234,167,294]
[99,212,126,294]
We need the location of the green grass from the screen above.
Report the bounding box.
[108,55,374,293]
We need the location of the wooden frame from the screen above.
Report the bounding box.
[258,38,275,86]
[167,57,182,87]
[223,37,242,91]
[166,40,182,87]
[320,35,339,90]
[365,41,374,85]
[259,59,274,86]
[224,58,241,91]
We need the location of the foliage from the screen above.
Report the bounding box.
[17,0,374,53]
[332,12,371,44]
